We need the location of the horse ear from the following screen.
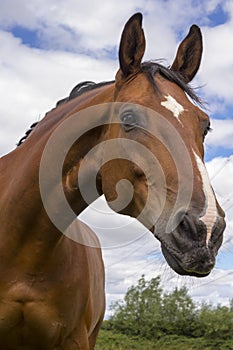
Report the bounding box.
[118,13,146,78]
[171,25,203,83]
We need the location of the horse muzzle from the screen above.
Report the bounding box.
[155,211,226,277]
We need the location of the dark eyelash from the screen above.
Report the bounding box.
[203,124,213,139]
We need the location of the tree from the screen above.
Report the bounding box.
[107,275,233,342]
[161,287,197,336]
[198,303,233,339]
[108,275,164,339]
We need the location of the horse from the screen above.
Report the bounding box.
[0,12,226,349]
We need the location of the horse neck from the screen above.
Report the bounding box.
[0,83,115,243]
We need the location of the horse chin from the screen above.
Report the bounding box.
[161,244,211,278]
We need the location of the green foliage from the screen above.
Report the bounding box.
[95,329,157,349]
[161,286,197,336]
[107,275,233,344]
[197,303,233,339]
[95,330,233,350]
[108,275,163,338]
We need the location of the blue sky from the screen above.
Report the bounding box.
[206,2,229,25]
[0,0,233,315]
[11,26,39,48]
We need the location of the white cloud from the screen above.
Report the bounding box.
[207,155,233,201]
[0,0,145,52]
[80,196,152,249]
[189,269,233,306]
[198,11,233,107]
[0,30,116,155]
[205,119,233,150]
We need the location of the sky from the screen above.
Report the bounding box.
[0,0,233,318]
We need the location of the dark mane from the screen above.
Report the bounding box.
[56,63,202,108]
[56,80,114,107]
[141,61,203,106]
[16,122,39,147]
[17,63,202,147]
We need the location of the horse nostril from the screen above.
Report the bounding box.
[174,211,199,240]
[171,210,187,231]
[184,212,198,235]
[172,211,196,231]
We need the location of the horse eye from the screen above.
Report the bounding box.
[120,112,137,130]
[203,124,212,139]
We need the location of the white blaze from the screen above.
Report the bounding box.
[161,95,184,123]
[193,151,218,245]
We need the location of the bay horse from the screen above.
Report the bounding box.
[0,13,225,349]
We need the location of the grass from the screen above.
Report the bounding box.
[95,330,233,350]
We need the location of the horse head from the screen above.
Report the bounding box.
[101,13,225,277]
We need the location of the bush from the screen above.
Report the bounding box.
[107,275,233,343]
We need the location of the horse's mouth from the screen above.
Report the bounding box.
[153,213,225,278]
[160,243,212,278]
